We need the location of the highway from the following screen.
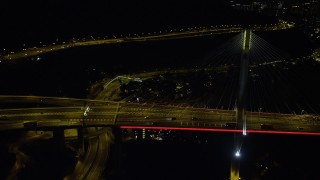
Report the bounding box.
[1,102,320,133]
[0,95,122,106]
[64,130,99,180]
[64,127,111,180]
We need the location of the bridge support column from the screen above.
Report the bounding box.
[231,134,242,180]
[52,128,65,151]
[77,127,85,156]
[113,102,121,124]
[231,154,240,180]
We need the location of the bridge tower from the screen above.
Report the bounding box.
[231,29,251,180]
[237,28,251,134]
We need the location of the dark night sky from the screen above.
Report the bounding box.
[0,1,230,32]
[0,0,276,49]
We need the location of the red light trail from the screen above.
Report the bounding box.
[120,126,320,136]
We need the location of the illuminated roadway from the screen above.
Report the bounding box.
[0,95,123,106]
[0,21,294,61]
[1,99,320,134]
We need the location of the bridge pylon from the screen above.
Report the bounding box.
[231,29,251,180]
[236,28,251,132]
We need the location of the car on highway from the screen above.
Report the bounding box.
[165,117,176,120]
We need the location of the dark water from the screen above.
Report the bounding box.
[107,132,320,180]
[0,29,315,98]
[0,34,235,98]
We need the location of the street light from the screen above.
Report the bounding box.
[235,150,240,157]
[83,106,91,117]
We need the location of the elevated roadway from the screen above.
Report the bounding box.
[1,101,319,134]
[1,21,294,61]
[0,95,122,106]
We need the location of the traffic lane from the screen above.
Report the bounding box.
[0,106,83,114]
[4,112,84,121]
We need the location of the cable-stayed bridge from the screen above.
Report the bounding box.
[2,21,320,180]
[1,20,293,61]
